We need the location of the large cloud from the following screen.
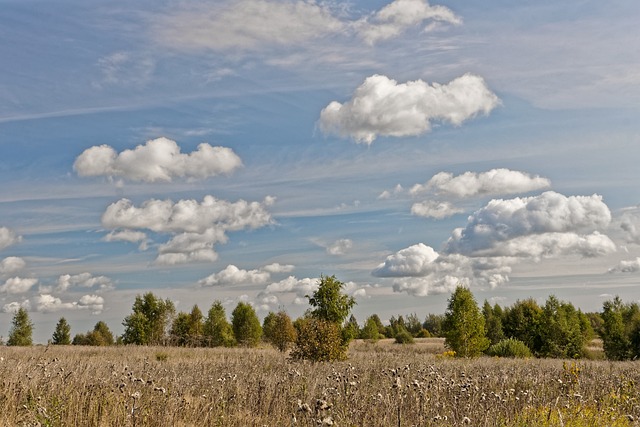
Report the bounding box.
[445,191,612,256]
[154,0,459,52]
[35,294,105,314]
[410,169,551,198]
[102,195,274,264]
[318,73,499,144]
[0,227,21,251]
[74,137,242,183]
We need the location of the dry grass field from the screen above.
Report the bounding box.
[1,339,638,426]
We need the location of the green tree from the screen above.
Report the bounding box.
[423,313,445,337]
[52,317,71,345]
[308,274,355,324]
[343,314,360,342]
[203,301,235,347]
[539,295,586,358]
[600,296,640,360]
[291,317,347,362]
[121,293,175,345]
[483,301,505,346]
[502,298,543,355]
[263,310,297,352]
[405,313,423,337]
[171,305,205,347]
[73,321,114,346]
[360,315,381,341]
[7,307,33,346]
[442,286,489,357]
[231,302,262,347]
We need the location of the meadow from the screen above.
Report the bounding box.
[1,339,639,426]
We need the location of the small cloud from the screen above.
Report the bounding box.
[56,273,114,292]
[0,227,21,251]
[608,257,640,274]
[326,239,353,255]
[2,299,31,313]
[0,257,26,275]
[0,277,38,294]
[411,200,463,219]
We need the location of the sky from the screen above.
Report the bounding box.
[1,0,640,343]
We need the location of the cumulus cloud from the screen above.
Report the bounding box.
[257,275,368,309]
[411,200,464,219]
[318,73,499,144]
[0,257,26,275]
[74,137,242,183]
[261,263,295,274]
[104,230,149,250]
[619,206,640,244]
[102,195,274,265]
[2,300,30,313]
[35,294,105,314]
[608,257,640,274]
[445,191,612,256]
[410,169,551,198]
[326,239,353,255]
[0,227,21,251]
[0,277,38,294]
[199,264,271,287]
[56,273,114,292]
[372,243,512,295]
[154,0,458,52]
[356,0,461,45]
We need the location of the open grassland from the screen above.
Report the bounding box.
[1,339,638,426]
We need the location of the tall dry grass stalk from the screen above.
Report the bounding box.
[0,339,637,426]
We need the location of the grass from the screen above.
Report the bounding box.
[0,339,636,426]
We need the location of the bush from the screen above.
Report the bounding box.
[395,329,415,344]
[486,338,532,358]
[291,317,348,362]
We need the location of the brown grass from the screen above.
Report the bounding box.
[0,339,636,426]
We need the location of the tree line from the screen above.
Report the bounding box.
[2,278,640,362]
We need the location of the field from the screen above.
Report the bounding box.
[1,339,639,426]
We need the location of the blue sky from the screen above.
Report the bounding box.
[2,0,640,343]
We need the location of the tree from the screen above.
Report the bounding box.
[539,295,586,358]
[7,307,33,346]
[423,313,445,337]
[263,310,297,352]
[73,321,114,346]
[231,302,262,347]
[203,301,235,347]
[122,293,175,345]
[502,298,543,355]
[442,286,489,357]
[293,275,356,361]
[171,305,205,347]
[343,314,360,342]
[52,317,71,345]
[360,315,381,342]
[308,274,356,324]
[483,301,505,346]
[600,296,640,360]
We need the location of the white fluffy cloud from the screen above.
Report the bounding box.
[0,257,26,275]
[199,262,295,287]
[326,239,353,255]
[74,137,242,183]
[608,257,640,274]
[0,277,38,294]
[0,227,21,251]
[372,243,439,277]
[356,0,461,44]
[56,273,114,292]
[410,169,551,198]
[445,191,612,256]
[154,0,458,52]
[35,294,105,314]
[619,206,640,244]
[2,300,30,313]
[104,230,149,250]
[319,73,499,144]
[102,195,274,265]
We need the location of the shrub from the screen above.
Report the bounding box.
[291,317,348,362]
[395,329,415,344]
[486,338,532,358]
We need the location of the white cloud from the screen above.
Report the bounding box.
[411,200,463,219]
[326,238,353,255]
[0,257,26,275]
[355,0,461,45]
[318,73,499,144]
[392,275,463,297]
[104,230,149,250]
[0,277,38,294]
[2,300,31,313]
[198,264,270,287]
[445,191,612,256]
[0,227,21,251]
[74,137,242,183]
[619,207,640,244]
[264,276,319,298]
[153,0,458,53]
[261,263,295,274]
[372,243,439,277]
[35,294,105,314]
[102,195,274,265]
[410,169,551,198]
[483,232,616,260]
[56,273,114,292]
[608,257,640,274]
